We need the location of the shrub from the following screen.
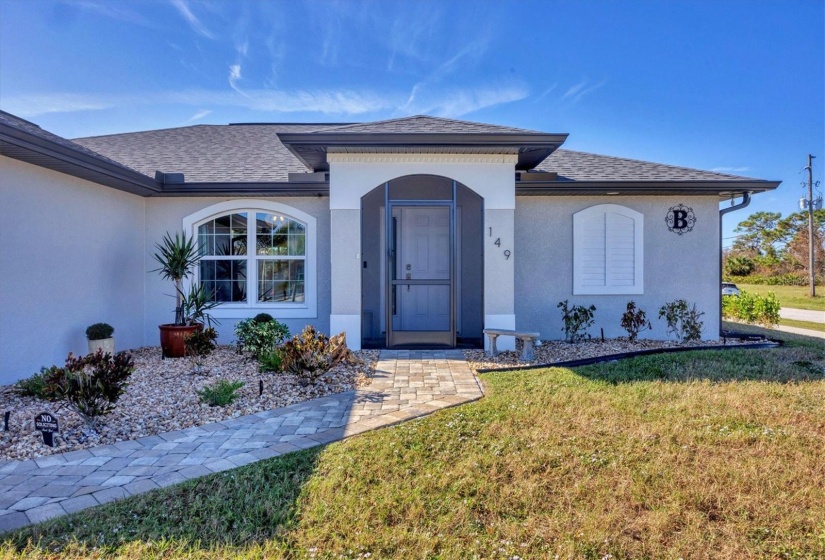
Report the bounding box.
[722,273,823,286]
[722,290,781,327]
[258,348,284,373]
[253,313,274,323]
[281,326,332,384]
[234,317,290,359]
[48,350,134,432]
[196,379,245,407]
[557,300,596,343]
[620,301,652,342]
[85,323,114,340]
[724,255,755,277]
[658,300,704,342]
[184,327,218,358]
[13,366,61,400]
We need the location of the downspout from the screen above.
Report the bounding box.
[719,192,751,335]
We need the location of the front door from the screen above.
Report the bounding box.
[387,204,455,347]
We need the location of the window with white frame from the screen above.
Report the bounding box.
[573,204,644,295]
[183,200,316,319]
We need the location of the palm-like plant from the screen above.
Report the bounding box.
[152,232,202,325]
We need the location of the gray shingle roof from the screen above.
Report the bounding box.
[74,124,324,183]
[68,118,763,184]
[309,115,544,135]
[538,149,756,182]
[0,110,146,175]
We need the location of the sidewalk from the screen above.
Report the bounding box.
[0,350,484,533]
[779,307,825,324]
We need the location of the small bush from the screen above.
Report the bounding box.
[13,366,61,400]
[557,300,596,343]
[48,350,134,432]
[253,313,274,324]
[722,290,781,327]
[658,299,704,342]
[234,317,290,359]
[85,323,114,340]
[258,349,284,373]
[196,379,245,407]
[184,327,218,358]
[620,301,652,342]
[280,326,335,384]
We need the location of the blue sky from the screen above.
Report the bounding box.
[1,0,822,244]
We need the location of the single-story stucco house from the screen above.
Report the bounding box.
[0,111,779,385]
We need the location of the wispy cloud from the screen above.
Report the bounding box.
[1,88,397,117]
[228,65,244,95]
[0,93,115,117]
[534,83,558,102]
[169,0,214,39]
[75,1,157,28]
[711,166,752,173]
[186,109,212,122]
[405,83,530,118]
[561,79,607,103]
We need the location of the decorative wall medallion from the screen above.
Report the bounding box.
[665,204,696,235]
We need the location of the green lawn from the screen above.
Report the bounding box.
[3,328,824,559]
[738,283,825,311]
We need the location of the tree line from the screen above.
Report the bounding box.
[723,209,824,285]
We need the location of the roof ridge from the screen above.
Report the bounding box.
[307,114,545,134]
[554,148,756,180]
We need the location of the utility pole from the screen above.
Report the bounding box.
[804,154,816,297]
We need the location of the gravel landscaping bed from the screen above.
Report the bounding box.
[0,346,378,462]
[465,337,761,371]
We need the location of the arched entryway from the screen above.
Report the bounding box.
[361,175,483,348]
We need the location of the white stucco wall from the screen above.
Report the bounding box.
[144,197,331,346]
[0,156,146,385]
[515,196,721,341]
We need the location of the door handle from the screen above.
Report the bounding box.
[406,272,411,291]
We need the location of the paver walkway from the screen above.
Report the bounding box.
[0,350,483,533]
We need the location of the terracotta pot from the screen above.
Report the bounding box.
[158,324,202,358]
[88,337,115,355]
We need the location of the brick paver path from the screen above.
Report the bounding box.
[0,350,482,533]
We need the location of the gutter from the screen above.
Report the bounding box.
[718,192,752,335]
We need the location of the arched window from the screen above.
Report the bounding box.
[183,200,316,319]
[573,204,644,295]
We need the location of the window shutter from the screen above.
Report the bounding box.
[573,204,643,295]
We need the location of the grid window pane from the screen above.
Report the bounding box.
[199,213,247,256]
[256,213,305,257]
[201,259,246,302]
[258,259,305,303]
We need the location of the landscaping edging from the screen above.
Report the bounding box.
[475,336,781,373]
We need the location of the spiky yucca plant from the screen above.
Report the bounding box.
[152,232,202,325]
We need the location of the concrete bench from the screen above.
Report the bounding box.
[483,329,541,361]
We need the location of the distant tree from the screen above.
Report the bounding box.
[732,211,784,257]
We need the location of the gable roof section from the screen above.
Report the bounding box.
[0,111,159,196]
[277,115,568,171]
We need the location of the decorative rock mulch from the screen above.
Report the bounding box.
[464,337,759,372]
[0,346,378,462]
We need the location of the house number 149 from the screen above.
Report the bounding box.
[489,227,512,260]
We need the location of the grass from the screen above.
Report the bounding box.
[780,318,825,333]
[3,328,825,559]
[738,283,825,311]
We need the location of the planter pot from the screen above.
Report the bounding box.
[159,324,202,358]
[88,337,115,355]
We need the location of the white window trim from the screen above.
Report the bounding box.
[573,203,644,295]
[182,199,317,319]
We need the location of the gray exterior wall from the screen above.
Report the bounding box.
[143,197,331,346]
[515,196,721,341]
[0,156,146,385]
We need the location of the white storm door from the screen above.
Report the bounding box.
[396,206,451,332]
